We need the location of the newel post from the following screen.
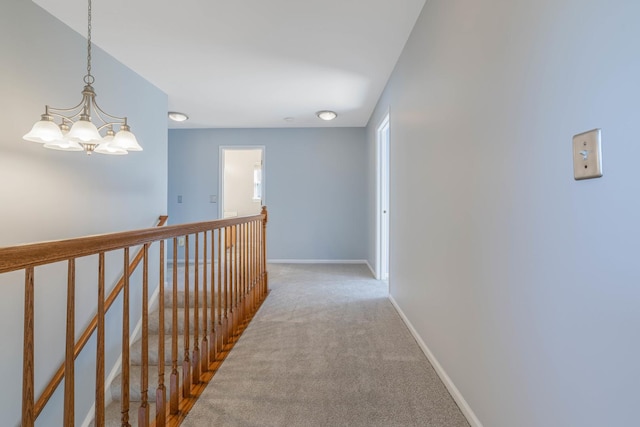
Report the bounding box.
[261,206,268,294]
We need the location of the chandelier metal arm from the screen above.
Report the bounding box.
[46,93,128,132]
[47,111,83,125]
[92,99,127,123]
[46,100,86,116]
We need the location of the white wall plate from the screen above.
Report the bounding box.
[573,129,603,180]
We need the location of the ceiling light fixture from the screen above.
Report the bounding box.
[168,112,189,122]
[23,0,141,155]
[316,110,338,121]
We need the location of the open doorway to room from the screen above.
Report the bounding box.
[219,147,265,219]
[377,114,390,283]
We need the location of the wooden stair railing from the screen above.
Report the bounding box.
[0,206,268,427]
[35,215,169,422]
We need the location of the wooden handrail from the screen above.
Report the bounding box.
[33,215,169,418]
[0,214,260,274]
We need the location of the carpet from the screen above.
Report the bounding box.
[182,263,470,427]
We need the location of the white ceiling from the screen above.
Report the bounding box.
[33,0,425,129]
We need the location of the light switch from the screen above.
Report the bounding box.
[209,195,217,203]
[573,129,603,180]
[177,195,182,203]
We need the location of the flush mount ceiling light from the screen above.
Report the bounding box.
[168,112,189,122]
[23,0,141,155]
[316,110,338,121]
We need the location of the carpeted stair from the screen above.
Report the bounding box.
[95,287,211,427]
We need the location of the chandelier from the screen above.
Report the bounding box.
[23,0,142,155]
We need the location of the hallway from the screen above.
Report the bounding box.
[182,264,469,426]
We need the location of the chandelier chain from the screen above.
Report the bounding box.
[84,0,94,85]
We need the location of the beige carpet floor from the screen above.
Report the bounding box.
[182,263,470,427]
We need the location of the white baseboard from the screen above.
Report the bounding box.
[365,260,376,278]
[268,259,368,264]
[80,285,161,427]
[268,260,377,279]
[388,295,483,427]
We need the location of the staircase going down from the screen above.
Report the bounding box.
[94,260,268,426]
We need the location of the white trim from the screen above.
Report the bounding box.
[388,295,483,427]
[268,259,369,265]
[80,285,161,427]
[268,259,377,278]
[376,111,390,281]
[80,402,94,427]
[365,260,377,278]
[176,259,375,268]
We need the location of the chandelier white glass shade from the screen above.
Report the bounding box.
[94,128,127,155]
[23,0,141,156]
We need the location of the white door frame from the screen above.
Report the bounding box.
[219,146,266,219]
[376,113,390,281]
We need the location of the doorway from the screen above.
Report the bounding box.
[377,114,390,281]
[219,147,265,219]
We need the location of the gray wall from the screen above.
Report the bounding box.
[0,1,168,425]
[367,0,640,426]
[168,128,367,261]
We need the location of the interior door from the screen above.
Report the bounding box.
[378,115,390,281]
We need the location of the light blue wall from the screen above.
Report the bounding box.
[0,1,168,425]
[367,1,640,426]
[169,128,368,261]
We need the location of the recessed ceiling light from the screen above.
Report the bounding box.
[168,111,189,122]
[316,110,338,121]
